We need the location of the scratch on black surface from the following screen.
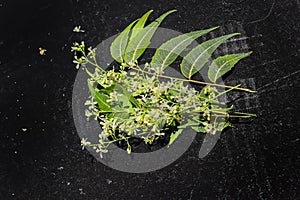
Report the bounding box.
[204,6,222,21]
[235,106,260,112]
[225,78,260,112]
[230,70,300,110]
[247,0,276,24]
[257,69,300,93]
[258,59,280,66]
[188,188,194,200]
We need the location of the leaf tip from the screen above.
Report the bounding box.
[246,51,253,55]
[232,32,241,36]
[146,9,154,14]
[167,9,177,14]
[241,51,253,60]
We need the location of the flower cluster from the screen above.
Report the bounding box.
[81,62,221,155]
[71,41,255,157]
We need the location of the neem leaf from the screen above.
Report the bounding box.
[177,119,208,133]
[168,128,183,147]
[87,79,111,112]
[114,85,132,108]
[110,19,138,63]
[210,116,233,134]
[115,84,139,108]
[180,33,240,79]
[130,10,153,40]
[151,26,219,70]
[208,52,252,83]
[191,126,206,133]
[101,84,139,108]
[124,10,177,64]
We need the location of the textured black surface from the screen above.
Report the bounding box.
[0,0,299,199]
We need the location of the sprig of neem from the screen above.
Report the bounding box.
[72,10,256,157]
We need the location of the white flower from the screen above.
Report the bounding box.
[80,138,91,150]
[84,109,93,120]
[73,60,80,69]
[128,61,135,66]
[141,95,147,102]
[73,26,85,33]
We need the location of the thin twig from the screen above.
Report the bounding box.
[130,67,256,93]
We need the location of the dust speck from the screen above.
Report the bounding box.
[79,188,85,195]
[106,179,112,184]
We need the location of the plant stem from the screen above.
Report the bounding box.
[231,111,257,117]
[213,84,242,99]
[130,67,256,93]
[212,114,255,118]
[82,51,104,71]
[211,110,256,117]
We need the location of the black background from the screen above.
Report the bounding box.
[0,0,299,199]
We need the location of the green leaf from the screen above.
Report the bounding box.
[130,10,153,40]
[208,52,252,83]
[197,86,218,105]
[87,79,111,112]
[115,84,139,108]
[191,125,206,133]
[168,128,183,147]
[169,88,180,96]
[180,33,240,79]
[150,26,219,70]
[97,83,139,119]
[210,116,232,134]
[115,86,132,108]
[101,84,139,108]
[215,121,231,132]
[110,19,138,63]
[113,108,129,119]
[124,10,177,63]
